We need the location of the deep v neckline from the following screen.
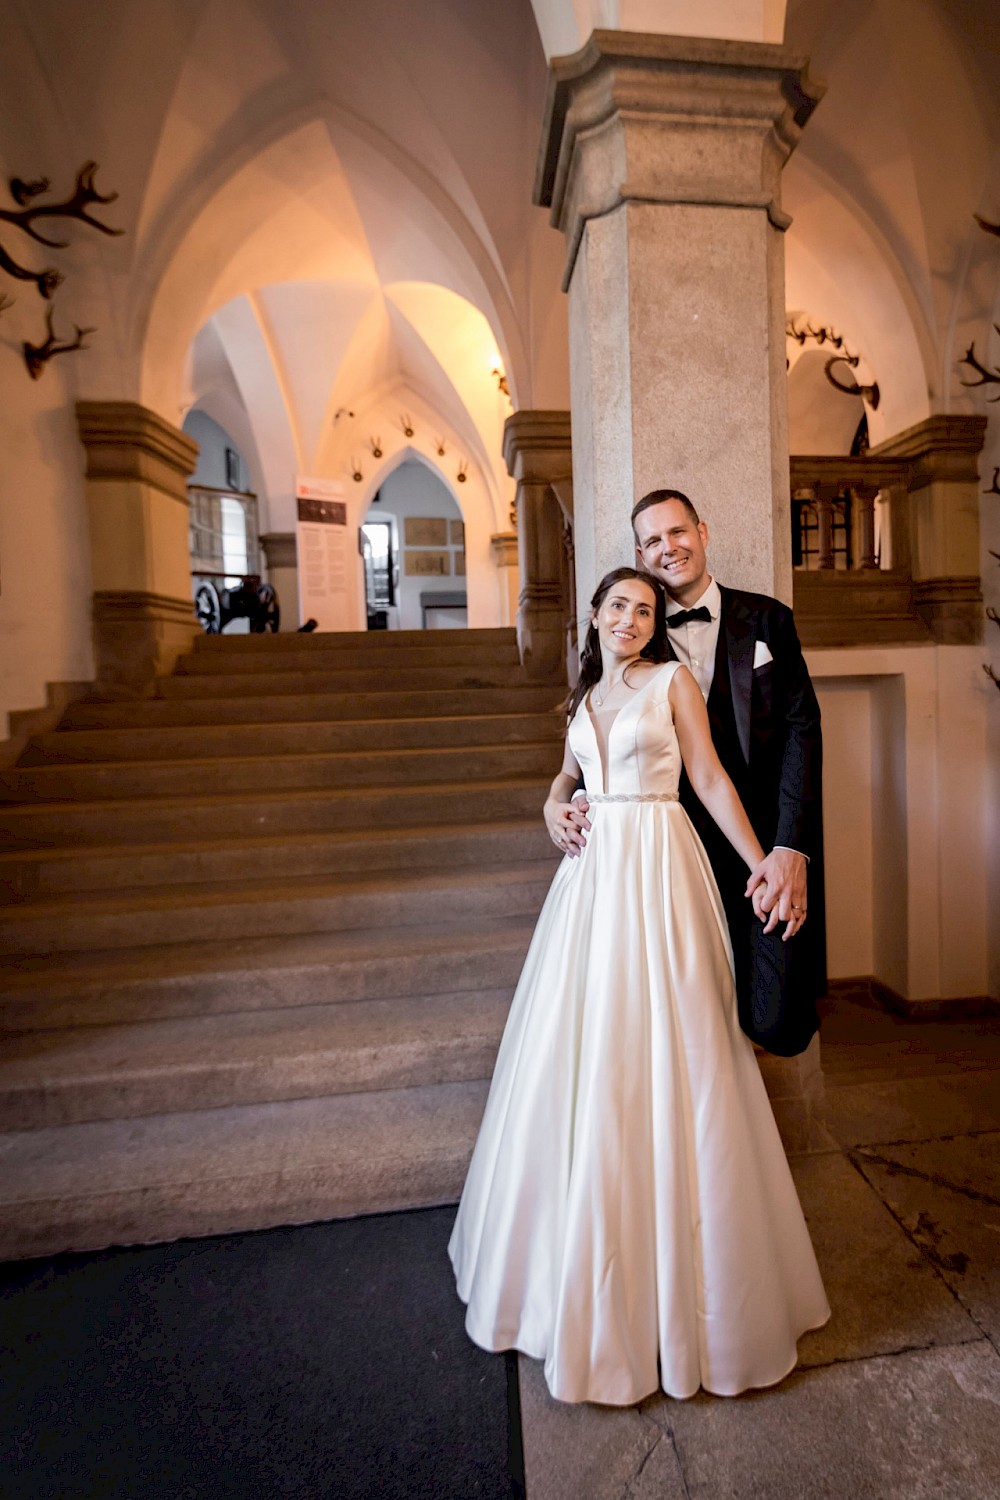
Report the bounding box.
[584,663,669,794]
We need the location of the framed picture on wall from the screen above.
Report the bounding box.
[404,517,448,547]
[225,447,240,491]
[404,550,450,576]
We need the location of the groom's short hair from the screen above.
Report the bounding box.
[631,490,701,534]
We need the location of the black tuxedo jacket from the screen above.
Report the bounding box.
[671,586,825,1056]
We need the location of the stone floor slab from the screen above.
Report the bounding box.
[518,1356,683,1500]
[823,1069,1000,1149]
[791,1151,979,1369]
[651,1340,1000,1500]
[852,1132,1000,1346]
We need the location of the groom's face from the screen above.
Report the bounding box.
[633,499,710,605]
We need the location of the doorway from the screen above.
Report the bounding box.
[361,519,395,630]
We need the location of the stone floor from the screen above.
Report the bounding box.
[518,992,1000,1500]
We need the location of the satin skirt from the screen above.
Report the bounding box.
[448,801,830,1405]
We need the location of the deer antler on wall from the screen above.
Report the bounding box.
[786,319,859,363]
[823,354,880,409]
[23,305,95,380]
[1,161,124,378]
[0,162,122,300]
[959,328,1000,400]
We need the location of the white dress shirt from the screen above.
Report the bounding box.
[664,578,721,700]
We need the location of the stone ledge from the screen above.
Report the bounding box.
[873,414,988,479]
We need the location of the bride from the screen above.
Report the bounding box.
[449,566,829,1406]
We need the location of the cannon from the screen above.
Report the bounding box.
[194,574,280,634]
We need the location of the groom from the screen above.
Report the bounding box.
[547,488,825,1055]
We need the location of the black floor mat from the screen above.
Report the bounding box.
[0,1205,519,1500]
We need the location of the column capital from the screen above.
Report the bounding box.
[534,30,825,289]
[260,531,297,570]
[76,401,199,504]
[502,410,573,486]
[490,531,518,567]
[873,414,988,486]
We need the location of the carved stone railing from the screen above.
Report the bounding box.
[791,418,986,647]
[789,454,925,648]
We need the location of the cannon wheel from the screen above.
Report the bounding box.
[195,581,222,634]
[252,582,280,634]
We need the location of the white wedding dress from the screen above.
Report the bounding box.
[449,660,829,1405]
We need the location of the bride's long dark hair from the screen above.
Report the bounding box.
[565,567,668,721]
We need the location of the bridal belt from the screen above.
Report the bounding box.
[588,792,680,803]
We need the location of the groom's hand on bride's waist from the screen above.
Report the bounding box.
[544,793,591,857]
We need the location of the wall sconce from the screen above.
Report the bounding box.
[351,457,364,482]
[369,436,382,458]
[399,413,414,437]
[457,461,468,484]
[491,365,510,398]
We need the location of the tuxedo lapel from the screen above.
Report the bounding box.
[721,587,755,765]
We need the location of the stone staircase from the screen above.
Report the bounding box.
[0,628,564,1260]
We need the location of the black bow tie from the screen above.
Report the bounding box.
[666,606,712,627]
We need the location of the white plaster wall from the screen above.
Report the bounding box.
[183,410,249,493]
[809,644,993,1004]
[814,682,874,979]
[369,463,467,632]
[0,353,94,736]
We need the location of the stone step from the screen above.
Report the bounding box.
[192,626,515,653]
[0,1078,487,1260]
[59,683,563,729]
[0,776,548,850]
[0,863,553,956]
[177,640,521,674]
[156,663,529,699]
[0,818,557,900]
[23,712,558,766]
[0,918,535,1030]
[0,739,560,804]
[0,989,511,1130]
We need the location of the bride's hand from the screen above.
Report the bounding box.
[544,795,591,857]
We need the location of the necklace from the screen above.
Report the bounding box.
[592,674,624,708]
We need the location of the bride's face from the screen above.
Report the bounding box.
[592,578,658,663]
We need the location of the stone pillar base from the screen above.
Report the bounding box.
[77,401,200,696]
[517,593,568,682]
[260,532,299,630]
[92,590,198,700]
[490,532,519,629]
[756,1035,833,1154]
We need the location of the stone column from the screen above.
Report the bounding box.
[535,36,828,1148]
[535,32,824,606]
[502,410,574,681]
[873,415,987,643]
[490,531,519,628]
[77,402,200,697]
[260,532,299,630]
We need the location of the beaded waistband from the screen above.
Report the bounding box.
[587,791,679,803]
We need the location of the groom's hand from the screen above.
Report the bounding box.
[544,793,591,857]
[746,848,808,941]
